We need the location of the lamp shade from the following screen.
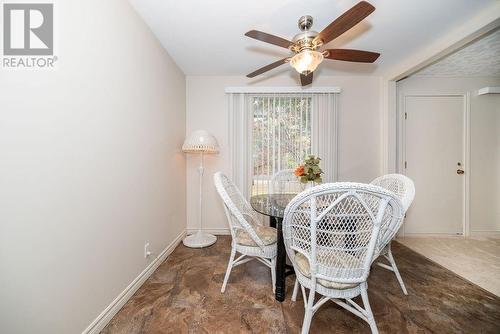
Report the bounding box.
[182,130,219,154]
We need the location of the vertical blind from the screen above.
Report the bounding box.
[251,94,312,195]
[227,90,339,199]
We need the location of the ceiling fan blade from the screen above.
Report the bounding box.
[300,72,313,86]
[245,30,293,49]
[325,49,380,63]
[247,58,288,78]
[314,1,375,46]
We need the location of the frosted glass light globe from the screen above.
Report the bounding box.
[290,50,324,75]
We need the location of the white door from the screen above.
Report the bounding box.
[403,95,465,235]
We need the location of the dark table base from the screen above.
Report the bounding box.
[270,216,295,302]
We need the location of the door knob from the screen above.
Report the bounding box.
[457,169,465,175]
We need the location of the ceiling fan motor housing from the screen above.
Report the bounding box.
[292,15,321,53]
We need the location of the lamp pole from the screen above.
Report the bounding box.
[198,151,204,232]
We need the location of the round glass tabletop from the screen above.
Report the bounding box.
[250,193,298,219]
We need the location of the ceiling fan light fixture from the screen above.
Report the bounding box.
[290,50,323,75]
[245,2,379,86]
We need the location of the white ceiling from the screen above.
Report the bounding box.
[129,0,498,77]
[415,29,500,77]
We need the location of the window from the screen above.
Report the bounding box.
[227,88,339,199]
[251,95,312,195]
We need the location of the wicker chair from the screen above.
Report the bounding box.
[370,174,415,295]
[284,183,404,334]
[269,169,303,194]
[213,172,277,293]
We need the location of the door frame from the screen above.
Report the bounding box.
[397,92,471,237]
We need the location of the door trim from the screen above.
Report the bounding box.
[398,93,471,237]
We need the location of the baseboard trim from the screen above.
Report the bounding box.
[186,227,231,235]
[398,233,464,238]
[82,230,186,334]
[470,230,500,237]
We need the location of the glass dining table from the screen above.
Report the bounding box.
[250,193,298,302]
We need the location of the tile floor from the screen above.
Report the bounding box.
[103,236,500,333]
[398,235,500,296]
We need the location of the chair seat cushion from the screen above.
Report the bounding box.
[236,225,277,246]
[294,252,359,290]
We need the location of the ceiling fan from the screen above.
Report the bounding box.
[245,1,380,86]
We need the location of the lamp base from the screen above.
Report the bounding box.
[183,230,217,248]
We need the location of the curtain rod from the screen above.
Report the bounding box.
[224,87,341,93]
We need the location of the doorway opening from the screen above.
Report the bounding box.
[395,29,500,296]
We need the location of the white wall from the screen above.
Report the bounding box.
[0,1,186,333]
[473,91,500,232]
[397,76,500,233]
[186,75,382,232]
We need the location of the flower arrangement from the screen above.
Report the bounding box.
[294,155,323,184]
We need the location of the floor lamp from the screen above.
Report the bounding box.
[182,130,219,248]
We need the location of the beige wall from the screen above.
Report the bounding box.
[397,76,500,233]
[186,75,382,232]
[0,1,186,333]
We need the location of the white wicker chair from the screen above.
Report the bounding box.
[284,183,404,334]
[213,172,277,293]
[370,174,415,295]
[269,169,303,194]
